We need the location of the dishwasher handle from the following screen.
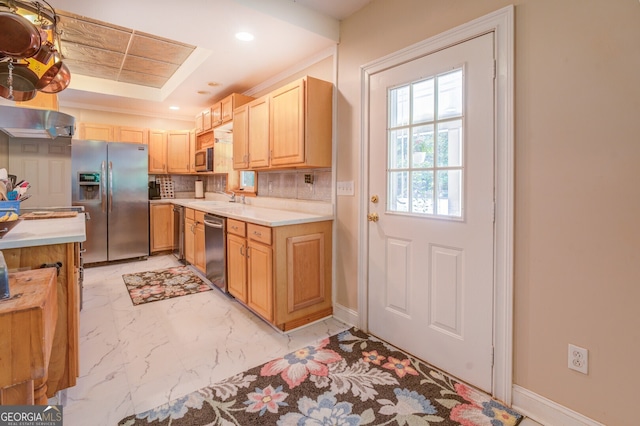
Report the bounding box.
[204,219,224,228]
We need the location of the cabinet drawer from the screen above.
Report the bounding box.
[247,223,272,245]
[194,210,205,223]
[227,219,246,237]
[185,208,195,220]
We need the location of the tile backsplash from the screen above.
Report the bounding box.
[149,169,331,202]
[257,169,331,201]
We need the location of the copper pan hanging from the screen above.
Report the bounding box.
[0,60,38,101]
[0,6,41,59]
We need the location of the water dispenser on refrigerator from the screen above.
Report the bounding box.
[77,172,101,201]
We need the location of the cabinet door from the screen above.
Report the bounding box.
[188,130,196,172]
[78,123,114,141]
[214,140,233,173]
[148,129,167,173]
[195,112,204,134]
[248,96,270,168]
[211,102,222,127]
[232,104,249,169]
[270,79,305,166]
[220,95,234,124]
[166,130,191,173]
[184,217,195,265]
[227,233,247,302]
[150,204,174,252]
[247,241,273,321]
[115,126,148,144]
[194,222,206,273]
[202,108,212,132]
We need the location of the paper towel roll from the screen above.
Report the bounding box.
[195,180,204,198]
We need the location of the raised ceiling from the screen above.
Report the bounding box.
[58,11,196,89]
[30,0,372,120]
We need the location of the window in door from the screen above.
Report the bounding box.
[387,68,464,218]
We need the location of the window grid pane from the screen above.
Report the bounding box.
[387,69,464,218]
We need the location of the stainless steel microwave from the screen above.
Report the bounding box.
[195,147,213,172]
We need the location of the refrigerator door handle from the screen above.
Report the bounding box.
[101,161,107,213]
[108,161,113,213]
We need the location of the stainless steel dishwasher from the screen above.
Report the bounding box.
[203,213,227,293]
[172,205,185,262]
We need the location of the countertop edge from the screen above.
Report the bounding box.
[151,199,334,227]
[0,214,87,250]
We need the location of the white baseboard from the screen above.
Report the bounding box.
[332,302,358,328]
[512,385,605,426]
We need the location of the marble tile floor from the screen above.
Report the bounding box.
[52,254,541,426]
[55,255,350,425]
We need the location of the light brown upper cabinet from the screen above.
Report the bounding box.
[233,95,270,170]
[269,76,332,168]
[195,107,212,134]
[212,93,254,128]
[166,130,192,173]
[115,126,148,144]
[78,123,149,144]
[78,123,114,141]
[148,129,167,173]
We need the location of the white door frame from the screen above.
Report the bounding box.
[358,6,514,404]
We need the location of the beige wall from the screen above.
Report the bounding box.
[336,1,640,424]
[61,107,194,132]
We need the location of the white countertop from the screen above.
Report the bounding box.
[153,199,334,227]
[0,214,87,250]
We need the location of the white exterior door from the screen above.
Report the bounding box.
[367,33,495,392]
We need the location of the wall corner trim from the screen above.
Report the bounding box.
[332,303,358,328]
[512,385,605,426]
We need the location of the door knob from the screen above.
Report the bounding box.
[367,213,379,222]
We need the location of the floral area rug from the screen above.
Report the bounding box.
[122,266,211,306]
[119,327,523,425]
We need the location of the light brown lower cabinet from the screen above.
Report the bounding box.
[150,204,174,253]
[185,208,206,273]
[2,242,81,398]
[226,218,332,331]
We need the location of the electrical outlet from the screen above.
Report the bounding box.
[568,344,588,374]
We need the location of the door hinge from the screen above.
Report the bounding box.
[491,346,495,367]
[493,59,497,79]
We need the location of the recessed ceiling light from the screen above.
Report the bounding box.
[197,90,211,95]
[169,106,180,111]
[235,32,254,42]
[208,82,220,87]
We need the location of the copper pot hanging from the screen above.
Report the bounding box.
[0,8,41,59]
[39,62,70,93]
[24,41,65,89]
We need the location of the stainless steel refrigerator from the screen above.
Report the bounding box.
[72,140,149,263]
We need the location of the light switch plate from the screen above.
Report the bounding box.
[337,181,354,196]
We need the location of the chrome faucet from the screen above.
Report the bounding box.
[217,191,236,202]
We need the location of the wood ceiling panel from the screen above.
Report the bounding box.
[61,43,125,68]
[122,56,179,78]
[58,13,131,53]
[62,59,120,80]
[118,69,166,88]
[128,34,195,64]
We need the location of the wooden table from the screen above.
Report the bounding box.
[0,268,58,405]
